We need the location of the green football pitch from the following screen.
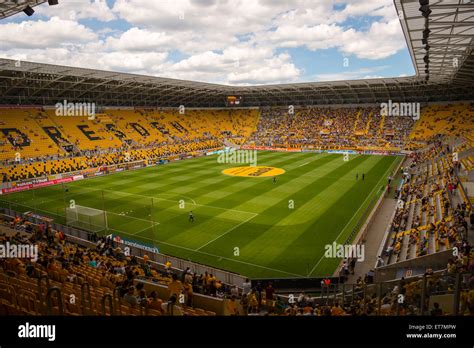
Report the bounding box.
[1,151,401,279]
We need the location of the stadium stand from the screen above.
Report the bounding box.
[247,106,414,151]
[381,141,470,264]
[0,109,64,162]
[410,103,474,141]
[0,211,471,316]
[0,104,473,316]
[0,108,259,181]
[1,103,473,183]
[42,109,123,151]
[0,217,220,316]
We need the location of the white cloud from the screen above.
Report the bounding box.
[0,17,97,49]
[106,28,177,51]
[34,0,116,22]
[0,0,408,85]
[263,24,345,51]
[339,19,406,59]
[228,53,300,85]
[312,67,388,82]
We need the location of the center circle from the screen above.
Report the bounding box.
[222,166,285,177]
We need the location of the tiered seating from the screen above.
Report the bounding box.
[0,108,261,182]
[248,106,414,150]
[43,109,123,151]
[383,146,468,264]
[354,108,371,135]
[0,220,217,316]
[0,109,64,162]
[453,132,474,153]
[106,109,167,146]
[102,108,259,149]
[1,157,87,181]
[4,104,473,183]
[383,114,415,149]
[460,156,474,171]
[32,109,72,148]
[409,103,474,141]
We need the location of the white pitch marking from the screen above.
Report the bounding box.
[114,227,303,278]
[195,212,258,251]
[306,157,400,277]
[96,188,257,216]
[297,162,310,167]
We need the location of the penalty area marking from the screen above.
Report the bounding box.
[107,210,161,225]
[96,188,257,217]
[133,222,161,234]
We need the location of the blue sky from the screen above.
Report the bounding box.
[0,0,414,85]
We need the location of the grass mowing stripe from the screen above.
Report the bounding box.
[107,225,305,277]
[199,155,369,265]
[2,152,399,278]
[234,156,378,272]
[247,155,384,275]
[196,154,339,213]
[195,212,258,251]
[306,156,400,277]
[90,187,258,215]
[110,151,303,199]
[155,151,316,202]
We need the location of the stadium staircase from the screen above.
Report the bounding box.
[364,111,372,135]
[382,153,467,266]
[353,110,360,133]
[222,138,239,149]
[377,112,385,139]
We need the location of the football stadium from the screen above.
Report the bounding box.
[0,0,473,340]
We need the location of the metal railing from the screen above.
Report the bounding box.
[300,271,472,316]
[0,207,248,288]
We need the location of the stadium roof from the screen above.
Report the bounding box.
[396,0,474,85]
[0,0,47,20]
[0,0,473,107]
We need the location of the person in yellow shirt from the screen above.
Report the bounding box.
[168,273,183,298]
[226,295,238,316]
[248,289,258,314]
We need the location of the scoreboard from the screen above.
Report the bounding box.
[226,95,243,106]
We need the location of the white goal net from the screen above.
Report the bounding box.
[65,205,107,232]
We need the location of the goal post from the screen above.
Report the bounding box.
[65,205,108,233]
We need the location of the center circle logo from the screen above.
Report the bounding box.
[222,166,285,177]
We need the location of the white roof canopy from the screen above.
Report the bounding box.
[0,0,472,107]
